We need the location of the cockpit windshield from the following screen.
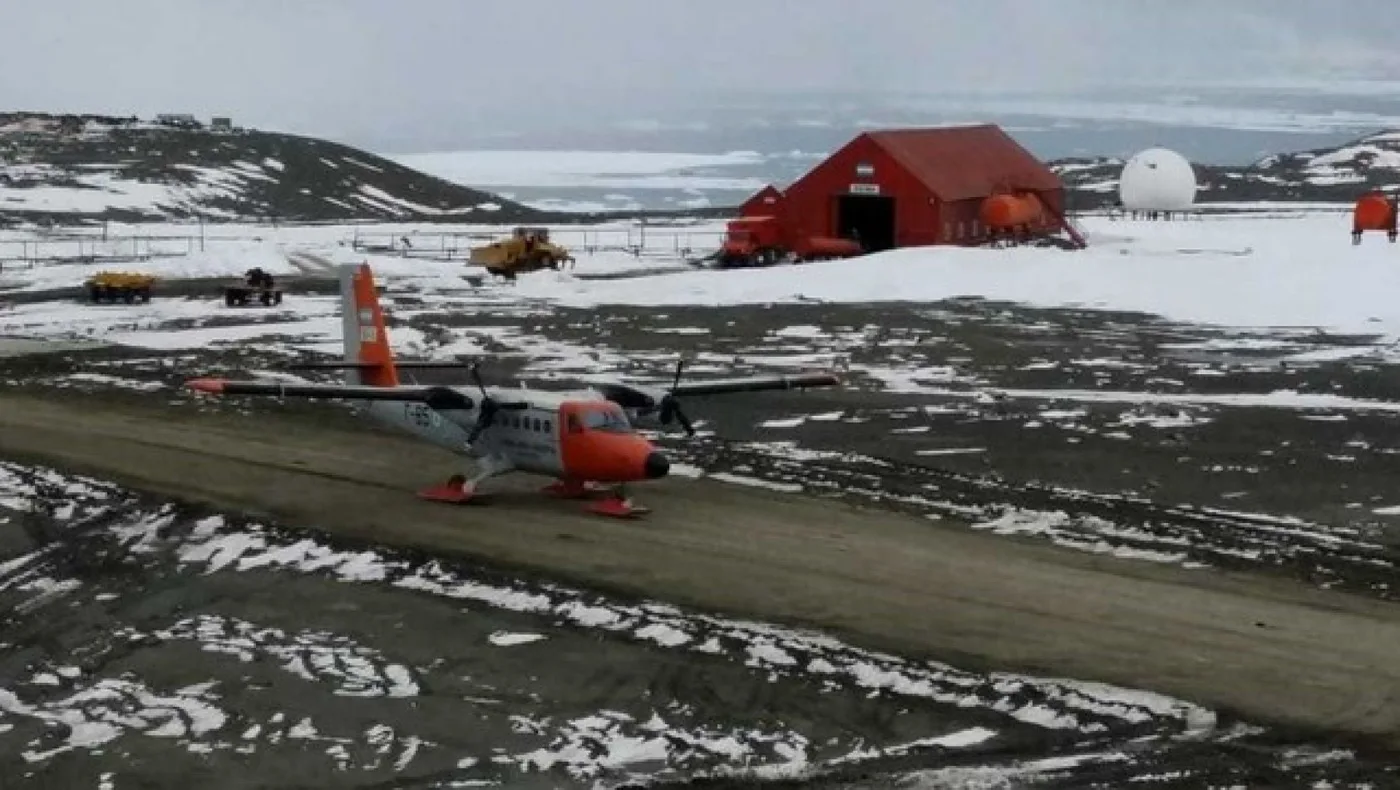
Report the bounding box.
[578,405,633,434]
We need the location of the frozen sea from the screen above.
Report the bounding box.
[382,83,1400,212]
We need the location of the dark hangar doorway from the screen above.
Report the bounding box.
[836,194,896,252]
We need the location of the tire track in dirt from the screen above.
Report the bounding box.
[660,437,1400,601]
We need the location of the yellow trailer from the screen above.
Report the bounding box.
[85,271,155,303]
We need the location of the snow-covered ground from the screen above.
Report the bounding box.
[504,211,1400,337]
[0,242,301,292]
[0,219,722,293]
[3,209,1395,339]
[0,216,724,253]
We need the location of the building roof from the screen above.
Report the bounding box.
[742,184,782,204]
[865,124,1062,201]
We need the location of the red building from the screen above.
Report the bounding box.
[739,184,785,218]
[743,124,1072,252]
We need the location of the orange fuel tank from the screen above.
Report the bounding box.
[979,193,1045,229]
[1353,192,1397,232]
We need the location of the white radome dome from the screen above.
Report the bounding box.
[1118,147,1197,211]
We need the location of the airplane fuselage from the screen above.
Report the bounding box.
[359,386,667,483]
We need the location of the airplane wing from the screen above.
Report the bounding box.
[276,360,474,371]
[596,371,839,406]
[669,371,840,397]
[185,377,474,408]
[593,370,840,435]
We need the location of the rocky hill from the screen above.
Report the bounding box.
[0,112,582,226]
[6,111,1398,226]
[1053,129,1400,210]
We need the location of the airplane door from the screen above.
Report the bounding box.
[557,402,587,480]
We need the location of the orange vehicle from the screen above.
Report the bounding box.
[717,216,862,267]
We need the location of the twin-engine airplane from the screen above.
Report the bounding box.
[185,262,841,517]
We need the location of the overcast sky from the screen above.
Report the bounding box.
[2,0,1398,152]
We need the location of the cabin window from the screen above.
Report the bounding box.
[580,407,632,433]
[543,420,551,432]
[532,418,542,432]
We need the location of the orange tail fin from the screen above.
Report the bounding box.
[338,262,399,387]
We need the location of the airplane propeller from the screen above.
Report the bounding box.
[655,359,696,436]
[464,361,528,444]
[591,358,699,437]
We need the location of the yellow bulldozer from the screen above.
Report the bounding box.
[468,227,575,279]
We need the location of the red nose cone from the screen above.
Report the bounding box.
[186,378,226,393]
